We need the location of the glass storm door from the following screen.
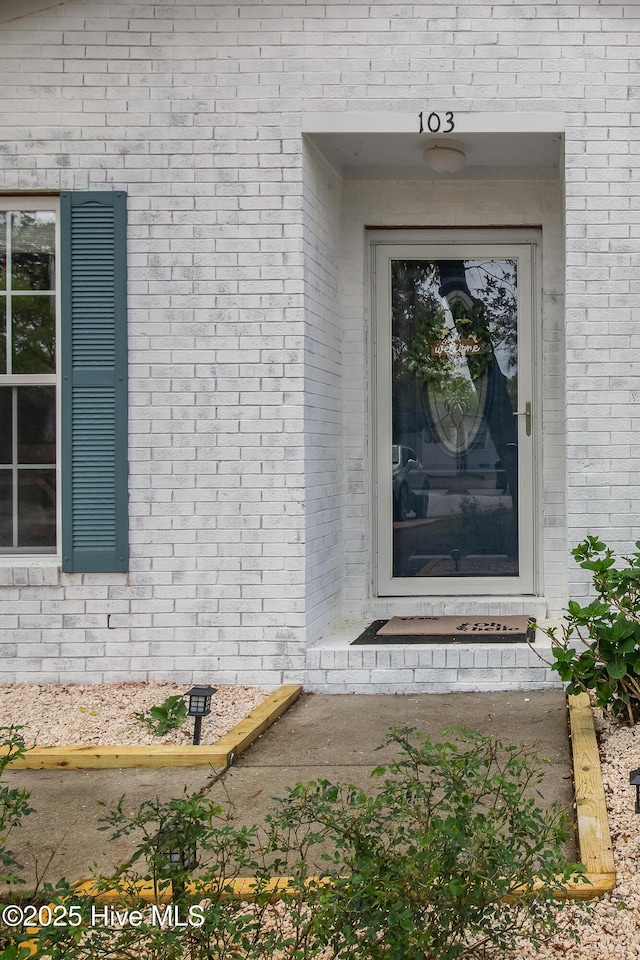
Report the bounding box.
[374,242,535,596]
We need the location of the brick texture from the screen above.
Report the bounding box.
[0,0,634,688]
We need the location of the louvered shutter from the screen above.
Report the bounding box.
[60,192,128,573]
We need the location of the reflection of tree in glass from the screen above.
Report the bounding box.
[0,213,6,291]
[391,262,491,448]
[10,212,55,292]
[391,261,445,381]
[12,296,55,374]
[390,259,519,514]
[391,261,449,445]
[469,261,517,371]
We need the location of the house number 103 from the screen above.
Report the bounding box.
[418,111,455,134]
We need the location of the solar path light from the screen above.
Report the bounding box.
[630,768,640,814]
[158,827,198,900]
[166,843,198,872]
[186,684,217,745]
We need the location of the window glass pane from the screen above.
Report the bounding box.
[390,259,519,579]
[0,389,11,464]
[18,468,56,547]
[12,294,55,374]
[11,211,55,292]
[0,472,12,547]
[18,386,55,464]
[0,297,6,375]
[0,205,57,554]
[0,213,6,291]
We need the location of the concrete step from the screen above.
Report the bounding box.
[305,618,561,693]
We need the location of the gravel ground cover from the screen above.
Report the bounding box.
[514,702,640,959]
[0,682,270,747]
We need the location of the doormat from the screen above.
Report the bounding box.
[351,616,536,645]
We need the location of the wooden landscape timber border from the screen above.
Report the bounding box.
[567,691,616,896]
[67,692,617,904]
[14,690,619,952]
[3,685,302,770]
[65,693,616,903]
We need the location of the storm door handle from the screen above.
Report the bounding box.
[513,400,532,437]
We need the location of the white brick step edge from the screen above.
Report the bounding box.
[305,619,564,694]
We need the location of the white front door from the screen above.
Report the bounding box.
[373,235,537,596]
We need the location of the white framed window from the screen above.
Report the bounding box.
[0,198,59,555]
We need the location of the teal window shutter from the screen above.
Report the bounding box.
[60,192,128,573]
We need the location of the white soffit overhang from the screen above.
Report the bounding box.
[302,112,564,181]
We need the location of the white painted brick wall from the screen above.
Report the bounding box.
[303,140,345,644]
[0,0,637,687]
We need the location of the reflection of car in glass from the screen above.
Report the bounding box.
[392,445,430,521]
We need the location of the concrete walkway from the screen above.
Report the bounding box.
[3,689,574,891]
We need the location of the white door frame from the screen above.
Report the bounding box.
[371,230,540,597]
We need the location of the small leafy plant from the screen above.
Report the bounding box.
[543,536,640,723]
[135,694,188,737]
[35,778,307,960]
[0,727,37,958]
[0,726,34,889]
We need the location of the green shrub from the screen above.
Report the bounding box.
[266,727,585,960]
[544,535,640,723]
[135,694,188,737]
[35,783,303,960]
[0,726,34,889]
[0,726,36,959]
[31,729,586,960]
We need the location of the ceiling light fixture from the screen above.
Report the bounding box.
[422,140,466,174]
